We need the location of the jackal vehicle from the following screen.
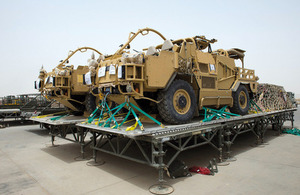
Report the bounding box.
[96,28,259,124]
[35,47,105,115]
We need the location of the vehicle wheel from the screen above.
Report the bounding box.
[230,85,250,115]
[158,80,196,124]
[85,93,98,114]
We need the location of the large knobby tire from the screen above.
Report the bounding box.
[230,85,250,115]
[85,93,97,114]
[158,80,196,124]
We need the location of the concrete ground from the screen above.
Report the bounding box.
[0,109,299,195]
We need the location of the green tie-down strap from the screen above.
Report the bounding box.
[102,102,126,128]
[50,114,69,121]
[85,95,165,131]
[102,101,164,131]
[85,93,114,124]
[282,128,300,136]
[250,99,263,113]
[201,106,240,122]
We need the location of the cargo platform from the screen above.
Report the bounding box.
[30,115,90,159]
[77,108,296,192]
[30,108,296,194]
[0,109,22,120]
[0,109,35,127]
[30,115,86,126]
[77,109,296,138]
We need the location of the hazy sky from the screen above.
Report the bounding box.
[0,0,299,97]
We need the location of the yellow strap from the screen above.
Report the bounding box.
[126,121,139,131]
[35,111,69,118]
[125,116,144,131]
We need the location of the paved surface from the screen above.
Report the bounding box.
[0,109,299,195]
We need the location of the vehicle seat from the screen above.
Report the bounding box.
[146,46,158,56]
[162,40,174,51]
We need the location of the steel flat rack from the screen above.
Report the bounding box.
[76,108,296,192]
[30,108,296,193]
[30,115,91,158]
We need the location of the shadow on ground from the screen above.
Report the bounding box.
[41,141,92,164]
[26,128,50,137]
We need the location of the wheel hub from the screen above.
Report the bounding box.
[239,91,247,109]
[173,89,191,114]
[178,96,187,108]
[239,95,245,105]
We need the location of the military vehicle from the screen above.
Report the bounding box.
[96,28,259,124]
[35,47,105,115]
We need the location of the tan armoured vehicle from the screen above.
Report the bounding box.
[35,47,104,115]
[97,28,259,124]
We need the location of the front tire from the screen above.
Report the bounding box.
[230,85,250,115]
[158,80,196,124]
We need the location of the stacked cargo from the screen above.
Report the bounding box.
[252,84,296,112]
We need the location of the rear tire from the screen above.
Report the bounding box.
[158,80,196,124]
[230,85,250,115]
[85,93,98,114]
